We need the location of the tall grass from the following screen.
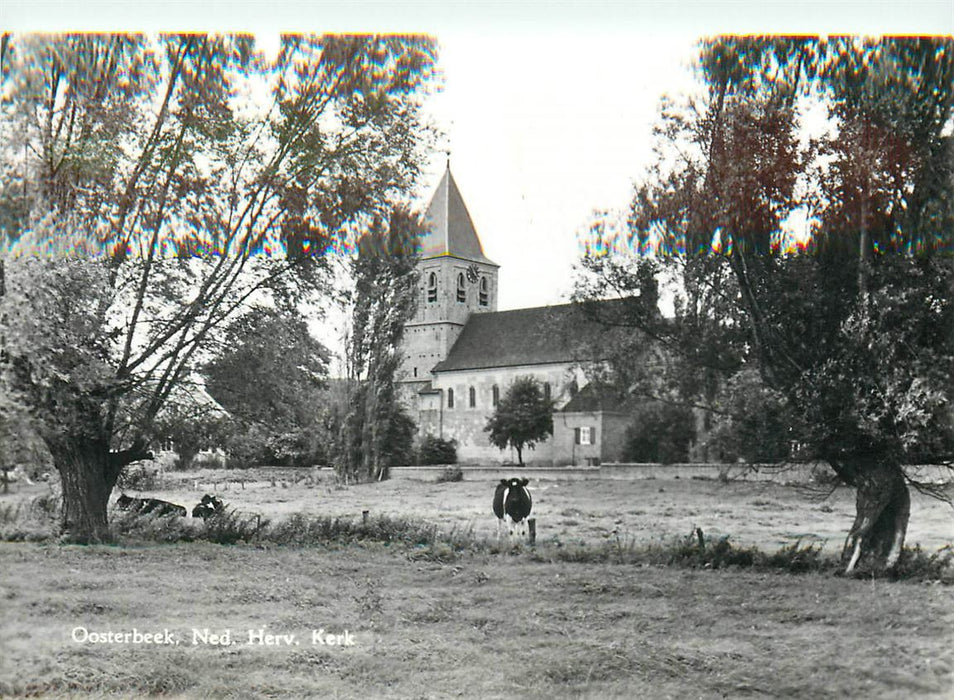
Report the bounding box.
[2,498,950,582]
[0,494,59,542]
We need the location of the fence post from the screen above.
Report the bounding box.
[528,518,536,545]
[362,510,369,525]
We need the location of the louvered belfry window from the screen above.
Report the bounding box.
[456,273,466,302]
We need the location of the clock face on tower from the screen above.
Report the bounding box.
[466,263,479,283]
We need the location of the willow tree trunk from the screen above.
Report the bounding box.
[834,459,910,574]
[48,439,121,543]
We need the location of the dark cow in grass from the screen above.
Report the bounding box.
[493,477,532,540]
[192,494,226,520]
[116,493,186,517]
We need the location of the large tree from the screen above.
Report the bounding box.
[485,376,554,466]
[577,36,954,573]
[338,207,421,481]
[0,34,437,541]
[204,306,329,467]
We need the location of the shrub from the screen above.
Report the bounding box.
[417,435,458,465]
[890,545,954,582]
[199,509,269,545]
[763,540,829,574]
[435,466,463,483]
[0,495,59,542]
[622,401,695,464]
[706,369,796,463]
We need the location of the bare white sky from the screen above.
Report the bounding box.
[419,30,700,310]
[6,0,953,315]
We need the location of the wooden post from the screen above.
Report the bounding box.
[362,510,369,525]
[528,518,536,546]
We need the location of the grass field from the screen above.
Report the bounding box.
[1,542,952,698]
[106,468,954,553]
[1,472,952,698]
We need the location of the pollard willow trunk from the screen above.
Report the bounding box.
[838,459,910,574]
[49,439,123,544]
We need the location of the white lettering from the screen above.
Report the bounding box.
[311,629,355,646]
[193,629,231,646]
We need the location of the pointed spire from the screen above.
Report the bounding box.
[420,167,497,266]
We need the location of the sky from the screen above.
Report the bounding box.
[5,0,953,316]
[419,30,700,310]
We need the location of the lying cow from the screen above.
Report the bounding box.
[192,494,226,520]
[116,493,187,517]
[493,477,532,540]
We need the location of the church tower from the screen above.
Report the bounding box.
[398,166,499,391]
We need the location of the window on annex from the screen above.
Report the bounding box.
[447,388,455,409]
[469,386,476,408]
[544,382,551,403]
[574,426,595,445]
[479,277,489,306]
[492,384,499,407]
[427,272,437,302]
[456,273,466,302]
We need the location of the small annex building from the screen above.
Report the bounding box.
[397,166,632,465]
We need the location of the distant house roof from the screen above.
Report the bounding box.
[433,301,624,373]
[420,167,497,266]
[561,382,631,413]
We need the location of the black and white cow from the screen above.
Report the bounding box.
[192,494,226,520]
[116,493,142,511]
[117,493,187,517]
[493,478,532,539]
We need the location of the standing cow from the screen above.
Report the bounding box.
[493,477,532,540]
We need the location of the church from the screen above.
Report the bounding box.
[397,167,634,466]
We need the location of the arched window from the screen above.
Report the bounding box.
[492,385,499,407]
[427,272,437,302]
[447,388,455,409]
[456,273,466,302]
[479,277,489,306]
[469,386,476,408]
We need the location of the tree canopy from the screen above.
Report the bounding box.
[0,33,438,540]
[485,376,554,466]
[338,207,422,481]
[576,36,954,573]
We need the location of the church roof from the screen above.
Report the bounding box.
[433,301,620,373]
[420,167,497,266]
